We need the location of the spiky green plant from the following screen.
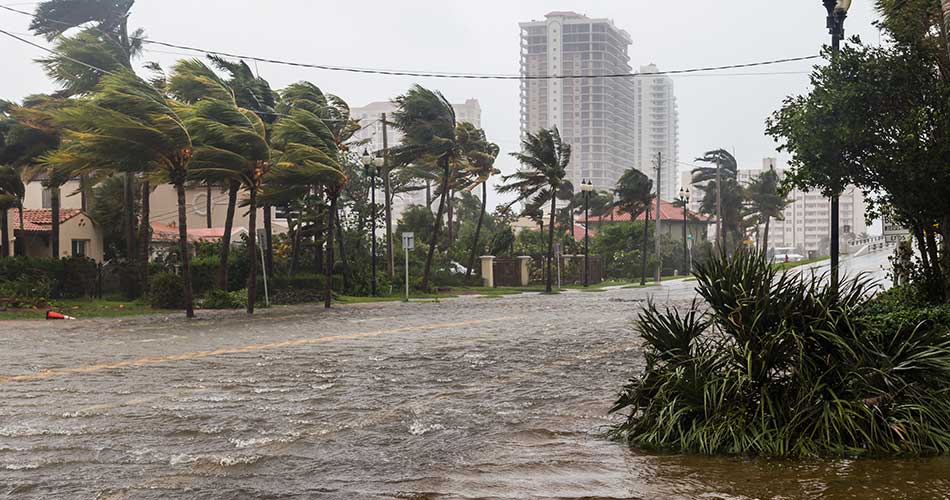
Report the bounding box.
[611,249,950,457]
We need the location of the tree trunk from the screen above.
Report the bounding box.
[425,180,432,208]
[0,208,8,258]
[446,189,454,248]
[324,193,337,308]
[50,186,60,259]
[175,181,195,318]
[218,180,239,290]
[246,188,258,315]
[263,203,274,276]
[80,174,89,212]
[422,157,450,291]
[762,217,771,255]
[914,225,932,274]
[139,179,151,288]
[546,193,557,293]
[124,173,136,261]
[640,207,650,286]
[336,204,350,293]
[465,182,488,281]
[925,226,942,278]
[206,182,213,229]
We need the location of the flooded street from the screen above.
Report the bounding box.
[1,274,949,499]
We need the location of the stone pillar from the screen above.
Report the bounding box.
[517,256,532,287]
[480,256,496,288]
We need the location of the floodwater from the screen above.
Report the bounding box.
[1,261,948,499]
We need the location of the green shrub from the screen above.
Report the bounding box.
[611,249,950,458]
[60,256,98,298]
[149,272,184,309]
[0,274,53,308]
[201,289,246,309]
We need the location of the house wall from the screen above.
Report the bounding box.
[59,213,105,263]
[3,209,105,263]
[22,180,83,210]
[148,185,287,234]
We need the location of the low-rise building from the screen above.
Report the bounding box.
[5,208,105,262]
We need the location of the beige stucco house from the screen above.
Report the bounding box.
[6,208,106,263]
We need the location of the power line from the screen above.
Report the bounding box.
[141,39,820,81]
[0,3,820,81]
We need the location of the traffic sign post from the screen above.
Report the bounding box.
[402,233,414,300]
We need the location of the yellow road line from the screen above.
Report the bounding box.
[0,317,516,384]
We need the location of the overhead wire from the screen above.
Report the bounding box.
[0,3,821,81]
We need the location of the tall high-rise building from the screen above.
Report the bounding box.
[519,11,636,193]
[634,64,679,201]
[349,99,482,219]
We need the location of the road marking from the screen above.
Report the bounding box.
[0,317,516,384]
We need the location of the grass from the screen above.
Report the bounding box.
[773,256,830,270]
[0,298,160,321]
[336,292,450,304]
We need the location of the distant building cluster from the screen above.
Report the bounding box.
[681,158,869,254]
[518,11,679,200]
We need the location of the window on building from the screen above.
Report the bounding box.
[71,239,88,258]
[42,188,52,209]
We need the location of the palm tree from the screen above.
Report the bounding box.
[32,0,144,266]
[745,166,789,254]
[391,86,461,291]
[498,127,571,293]
[456,123,500,281]
[614,168,654,285]
[694,149,742,253]
[167,59,271,313]
[267,82,345,307]
[208,56,279,276]
[45,70,197,317]
[6,96,65,259]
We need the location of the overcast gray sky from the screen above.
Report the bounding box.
[0,0,883,209]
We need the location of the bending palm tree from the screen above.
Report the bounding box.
[694,149,741,253]
[745,165,789,253]
[45,70,197,317]
[391,86,461,291]
[498,127,571,293]
[167,59,271,313]
[614,168,654,284]
[457,123,500,281]
[267,82,345,307]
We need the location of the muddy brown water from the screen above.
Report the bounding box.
[1,277,947,499]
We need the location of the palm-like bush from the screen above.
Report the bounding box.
[611,249,950,457]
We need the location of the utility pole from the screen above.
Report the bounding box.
[381,113,395,282]
[655,152,663,283]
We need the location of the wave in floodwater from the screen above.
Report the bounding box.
[1,286,948,499]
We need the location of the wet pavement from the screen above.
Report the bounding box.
[2,258,949,499]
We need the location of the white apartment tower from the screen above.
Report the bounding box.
[737,158,868,254]
[519,11,636,193]
[634,64,679,201]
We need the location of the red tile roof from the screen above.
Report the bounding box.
[14,209,83,232]
[587,199,711,224]
[151,223,244,243]
[571,223,597,242]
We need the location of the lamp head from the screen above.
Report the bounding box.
[373,155,385,169]
[581,179,594,192]
[360,149,372,167]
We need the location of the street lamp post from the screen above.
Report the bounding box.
[823,0,852,288]
[678,187,690,274]
[581,180,594,287]
[361,149,384,296]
